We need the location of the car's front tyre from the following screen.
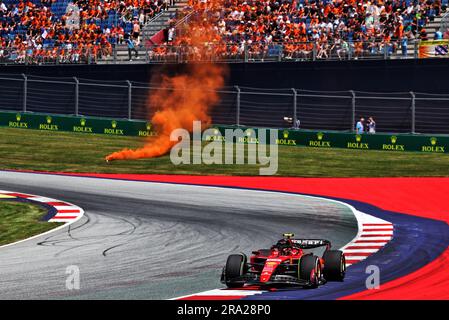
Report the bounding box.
[224,253,247,288]
[299,254,322,288]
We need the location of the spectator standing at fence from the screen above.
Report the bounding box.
[401,35,408,58]
[132,19,141,41]
[294,118,300,129]
[367,117,376,134]
[420,28,429,40]
[356,117,365,134]
[337,40,349,60]
[167,26,175,43]
[126,36,138,61]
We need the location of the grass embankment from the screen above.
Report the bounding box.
[0,200,62,246]
[0,127,448,177]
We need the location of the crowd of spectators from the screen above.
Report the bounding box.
[0,0,447,64]
[0,0,169,64]
[153,0,448,61]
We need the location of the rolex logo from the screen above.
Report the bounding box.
[146,122,152,131]
[213,128,219,135]
[355,134,362,142]
[283,130,289,139]
[430,137,437,146]
[111,120,117,129]
[46,116,52,124]
[246,130,252,136]
[80,118,86,126]
[16,113,21,121]
[317,132,324,141]
[391,136,397,144]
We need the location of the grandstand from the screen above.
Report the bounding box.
[0,0,170,63]
[0,0,448,64]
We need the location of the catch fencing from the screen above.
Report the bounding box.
[0,40,426,65]
[1,73,449,134]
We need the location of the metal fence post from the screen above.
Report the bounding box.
[413,40,419,59]
[244,44,248,62]
[235,85,240,126]
[410,91,416,133]
[22,73,27,112]
[145,45,149,63]
[350,90,356,131]
[127,80,132,119]
[73,77,79,116]
[292,88,298,128]
[87,48,92,64]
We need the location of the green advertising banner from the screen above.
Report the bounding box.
[0,111,156,137]
[205,125,449,154]
[1,111,449,154]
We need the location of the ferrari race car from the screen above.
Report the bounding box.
[220,233,346,288]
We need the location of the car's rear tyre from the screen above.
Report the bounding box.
[224,254,247,288]
[323,250,346,281]
[299,254,321,288]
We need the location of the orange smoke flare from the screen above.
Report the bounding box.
[106,63,226,161]
[106,2,227,162]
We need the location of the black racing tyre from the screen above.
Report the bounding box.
[224,254,247,288]
[323,250,346,281]
[299,254,321,288]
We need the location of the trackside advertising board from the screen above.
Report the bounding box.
[205,126,449,154]
[1,111,448,153]
[0,111,156,137]
[418,40,449,58]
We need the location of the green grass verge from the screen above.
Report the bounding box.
[0,127,448,177]
[0,200,62,246]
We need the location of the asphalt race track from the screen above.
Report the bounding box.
[0,171,357,299]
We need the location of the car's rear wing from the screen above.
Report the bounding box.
[290,239,331,249]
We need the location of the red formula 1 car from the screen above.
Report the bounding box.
[220,233,346,288]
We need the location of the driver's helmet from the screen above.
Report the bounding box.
[275,238,293,255]
[276,239,288,248]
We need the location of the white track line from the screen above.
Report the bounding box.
[173,194,394,300]
[0,191,84,249]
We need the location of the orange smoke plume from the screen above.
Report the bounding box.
[106,63,226,161]
[106,2,227,162]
